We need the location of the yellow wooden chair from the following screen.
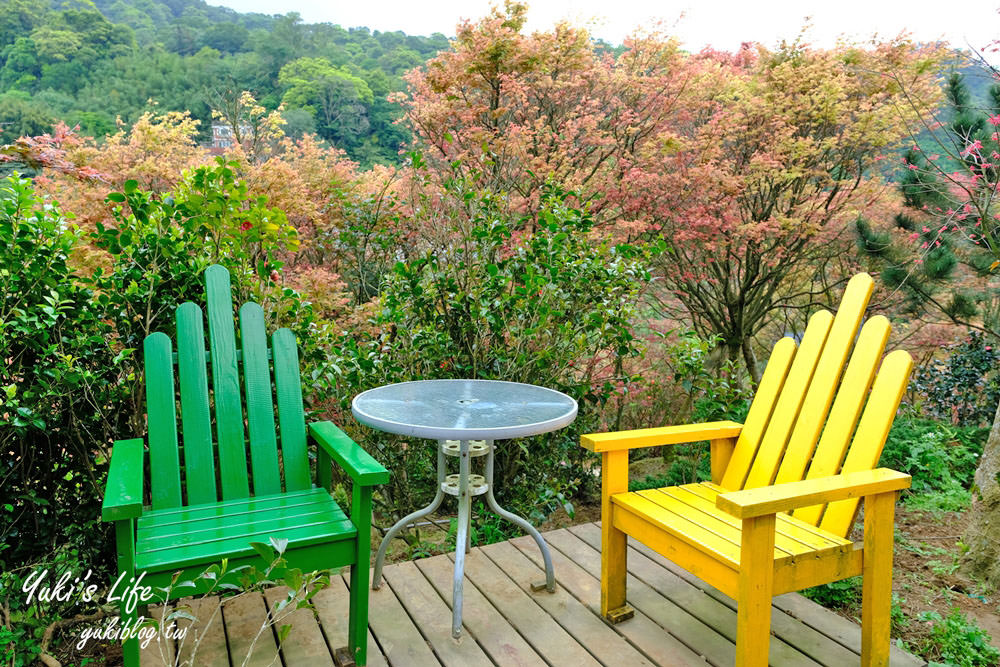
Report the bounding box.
[583,273,912,666]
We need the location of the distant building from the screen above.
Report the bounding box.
[208,123,251,155]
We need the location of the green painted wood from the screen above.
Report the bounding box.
[272,328,310,491]
[144,332,182,509]
[176,302,217,506]
[348,484,372,665]
[115,518,139,667]
[205,265,249,499]
[101,439,144,521]
[136,518,356,572]
[310,421,390,485]
[141,512,348,552]
[133,539,359,602]
[139,488,327,529]
[137,497,349,543]
[239,302,281,496]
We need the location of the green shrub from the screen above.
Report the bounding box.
[915,609,1000,667]
[912,330,1000,428]
[801,576,862,610]
[879,417,987,511]
[329,178,655,529]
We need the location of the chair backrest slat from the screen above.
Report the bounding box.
[792,316,890,526]
[818,349,912,536]
[144,332,182,509]
[205,265,250,499]
[742,310,833,489]
[774,274,873,485]
[239,302,281,496]
[176,302,217,505]
[273,328,311,492]
[720,337,797,491]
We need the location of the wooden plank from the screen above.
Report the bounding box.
[366,568,440,667]
[174,596,229,667]
[313,575,388,667]
[273,328,310,491]
[141,603,176,667]
[145,332,182,509]
[221,592,280,667]
[445,547,602,666]
[774,273,873,486]
[239,303,281,496]
[722,337,797,490]
[415,553,545,667]
[771,594,924,667]
[573,523,856,666]
[735,514,775,667]
[262,585,335,666]
[382,560,493,666]
[479,540,657,667]
[743,310,834,490]
[175,302,217,506]
[861,493,895,666]
[508,533,712,666]
[717,469,911,520]
[602,449,629,618]
[581,421,743,452]
[820,351,913,537]
[205,264,250,500]
[794,317,890,525]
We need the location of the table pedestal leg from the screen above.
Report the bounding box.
[372,445,446,590]
[484,441,556,593]
[452,439,471,638]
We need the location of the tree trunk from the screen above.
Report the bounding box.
[963,397,1000,589]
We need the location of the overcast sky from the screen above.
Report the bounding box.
[210,0,999,59]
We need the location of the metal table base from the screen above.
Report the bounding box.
[371,439,555,638]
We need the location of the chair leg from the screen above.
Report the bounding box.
[736,514,775,667]
[115,520,140,667]
[347,485,373,667]
[601,450,632,623]
[862,492,895,667]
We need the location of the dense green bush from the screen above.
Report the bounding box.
[914,609,1000,667]
[911,330,1000,428]
[329,179,654,532]
[879,417,987,512]
[0,175,121,570]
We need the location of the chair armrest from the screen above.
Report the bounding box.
[101,438,145,521]
[309,421,389,486]
[581,421,743,453]
[716,468,911,519]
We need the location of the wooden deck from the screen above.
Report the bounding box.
[141,521,925,666]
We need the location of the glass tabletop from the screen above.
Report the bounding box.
[351,379,578,440]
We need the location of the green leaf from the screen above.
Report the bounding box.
[106,192,126,203]
[123,180,138,194]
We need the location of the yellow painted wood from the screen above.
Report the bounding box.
[773,545,864,595]
[612,502,740,598]
[743,311,834,489]
[682,483,850,553]
[614,492,743,565]
[735,514,775,667]
[721,337,797,490]
[861,492,895,667]
[717,468,910,519]
[601,450,630,619]
[793,316,891,526]
[820,350,913,537]
[710,437,736,485]
[639,488,801,557]
[774,275,873,486]
[582,421,743,453]
[659,485,845,556]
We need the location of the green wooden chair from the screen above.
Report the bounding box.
[101,264,388,667]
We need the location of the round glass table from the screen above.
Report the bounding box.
[352,379,578,638]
